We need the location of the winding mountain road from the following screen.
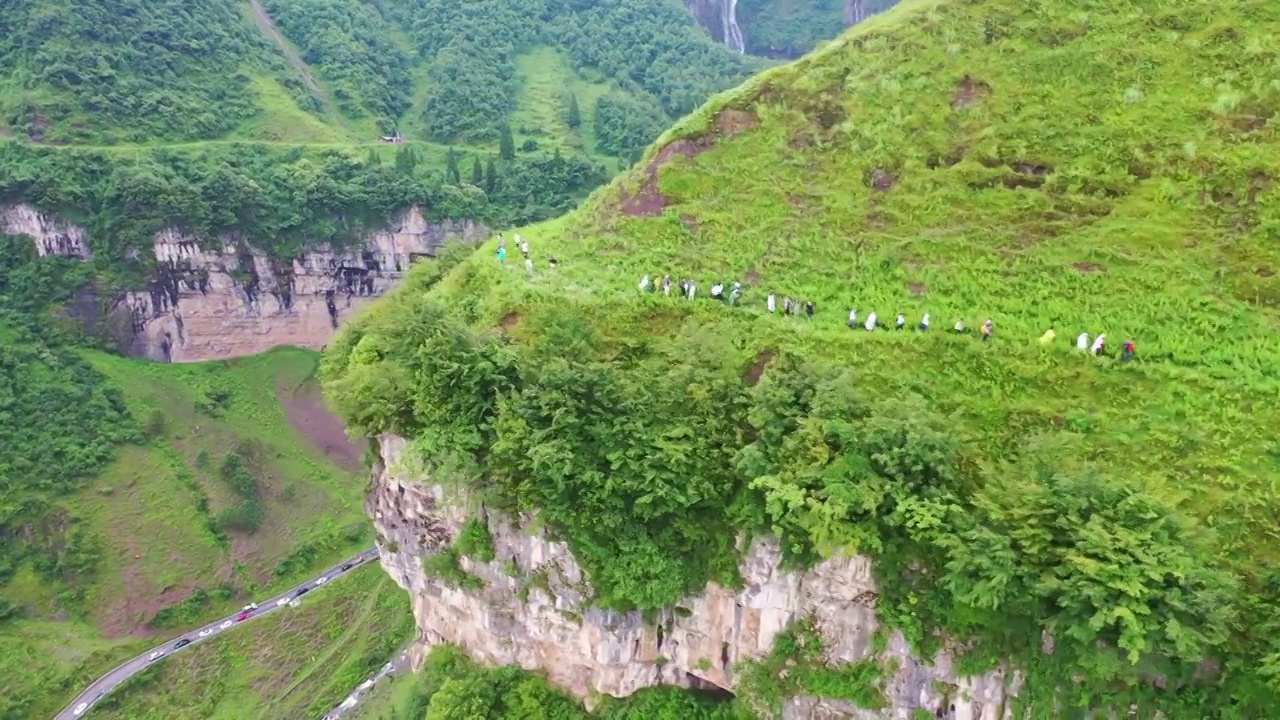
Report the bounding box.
[55,548,380,720]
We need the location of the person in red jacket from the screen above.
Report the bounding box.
[1121,340,1135,363]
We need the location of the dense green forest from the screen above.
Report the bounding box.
[0,240,137,607]
[0,142,605,275]
[734,0,900,57]
[261,0,413,129]
[0,0,312,142]
[0,0,771,162]
[368,645,740,720]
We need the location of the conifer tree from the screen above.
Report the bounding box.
[446,147,461,184]
[499,125,515,162]
[567,93,581,129]
[485,156,498,193]
[470,156,483,185]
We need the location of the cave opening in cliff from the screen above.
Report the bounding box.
[684,673,735,702]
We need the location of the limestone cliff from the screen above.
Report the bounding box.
[2,204,484,361]
[368,435,1019,719]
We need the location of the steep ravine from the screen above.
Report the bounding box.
[2,204,484,361]
[368,435,1019,719]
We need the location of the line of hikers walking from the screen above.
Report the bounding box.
[639,274,1137,362]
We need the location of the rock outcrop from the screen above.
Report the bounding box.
[368,434,1019,719]
[2,204,485,362]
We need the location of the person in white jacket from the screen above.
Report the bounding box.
[864,311,877,331]
[896,314,906,330]
[1091,334,1106,356]
[847,308,857,328]
[1077,332,1089,351]
[918,313,930,332]
[767,294,776,313]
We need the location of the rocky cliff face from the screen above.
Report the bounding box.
[368,434,1019,719]
[2,204,485,362]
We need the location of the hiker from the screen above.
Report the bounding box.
[711,283,724,301]
[848,308,858,329]
[639,275,651,293]
[549,257,559,268]
[497,245,506,263]
[805,301,815,318]
[1039,328,1056,345]
[1076,332,1089,351]
[767,294,776,313]
[953,319,965,334]
[896,314,905,330]
[730,282,742,306]
[525,258,534,273]
[783,297,792,315]
[518,236,530,258]
[865,311,877,331]
[687,281,697,300]
[661,275,671,296]
[1121,340,1135,362]
[919,313,930,332]
[981,319,993,342]
[1091,334,1106,356]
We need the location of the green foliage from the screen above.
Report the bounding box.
[0,0,276,142]
[499,125,515,162]
[0,141,606,267]
[593,93,669,164]
[324,0,1280,711]
[0,242,137,592]
[382,0,758,145]
[735,618,885,715]
[386,645,739,720]
[147,584,234,629]
[735,0,900,58]
[454,519,496,564]
[421,549,482,591]
[261,0,412,127]
[597,687,744,719]
[566,93,581,129]
[215,446,264,532]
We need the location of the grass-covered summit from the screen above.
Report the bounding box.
[323,0,1280,714]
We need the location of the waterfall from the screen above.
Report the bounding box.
[721,0,745,54]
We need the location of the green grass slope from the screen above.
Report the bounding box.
[321,0,1280,715]
[91,564,413,720]
[0,345,373,720]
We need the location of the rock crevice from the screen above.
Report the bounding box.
[369,435,1018,719]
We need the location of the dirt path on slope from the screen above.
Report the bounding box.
[247,0,333,110]
[279,378,365,474]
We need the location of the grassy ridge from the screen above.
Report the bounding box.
[321,0,1280,713]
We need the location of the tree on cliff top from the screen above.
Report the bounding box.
[323,0,1280,713]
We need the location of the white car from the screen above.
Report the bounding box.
[314,576,328,586]
[219,620,233,630]
[241,602,258,611]
[148,650,164,662]
[198,628,213,638]
[73,702,88,716]
[276,597,290,607]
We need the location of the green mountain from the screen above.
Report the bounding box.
[0,0,765,161]
[321,0,1280,715]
